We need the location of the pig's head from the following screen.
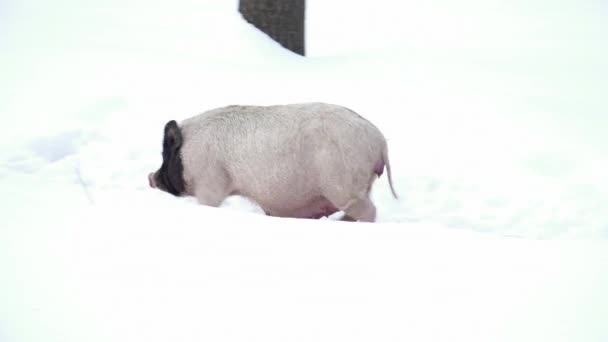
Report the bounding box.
[148,120,186,196]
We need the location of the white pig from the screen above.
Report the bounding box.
[148,102,398,222]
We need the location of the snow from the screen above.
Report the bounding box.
[1,0,607,341]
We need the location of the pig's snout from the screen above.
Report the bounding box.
[148,172,156,188]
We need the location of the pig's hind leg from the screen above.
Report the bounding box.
[324,187,376,222]
[342,197,376,222]
[340,180,377,222]
[319,159,378,222]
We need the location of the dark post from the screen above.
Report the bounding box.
[239,0,305,56]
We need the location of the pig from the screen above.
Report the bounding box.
[148,102,398,222]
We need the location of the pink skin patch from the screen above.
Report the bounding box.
[307,204,339,219]
[374,160,384,177]
[301,200,339,219]
[148,172,156,188]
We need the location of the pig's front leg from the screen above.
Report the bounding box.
[195,189,227,207]
[193,175,231,208]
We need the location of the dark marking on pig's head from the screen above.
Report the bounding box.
[150,120,186,196]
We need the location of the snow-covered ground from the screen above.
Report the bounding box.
[1,0,607,341]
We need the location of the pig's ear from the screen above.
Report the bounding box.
[160,120,186,195]
[163,120,183,150]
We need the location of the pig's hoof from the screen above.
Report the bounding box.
[340,214,357,222]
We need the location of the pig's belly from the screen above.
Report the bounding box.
[267,196,339,219]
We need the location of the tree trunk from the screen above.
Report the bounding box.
[239,0,305,56]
